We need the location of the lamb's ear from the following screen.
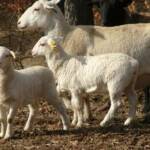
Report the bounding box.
[47,39,57,51]
[10,51,16,59]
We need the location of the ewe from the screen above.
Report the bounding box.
[32,36,139,128]
[17,0,150,120]
[0,46,69,139]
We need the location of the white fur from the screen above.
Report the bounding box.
[0,46,69,139]
[32,36,139,128]
[17,0,150,121]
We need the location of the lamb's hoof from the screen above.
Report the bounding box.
[71,120,77,127]
[63,125,69,131]
[124,118,132,126]
[4,134,11,140]
[76,123,83,128]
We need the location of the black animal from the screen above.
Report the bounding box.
[99,0,133,26]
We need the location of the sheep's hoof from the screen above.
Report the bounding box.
[100,121,107,127]
[124,118,132,126]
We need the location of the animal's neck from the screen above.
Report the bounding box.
[46,16,71,38]
[45,49,70,77]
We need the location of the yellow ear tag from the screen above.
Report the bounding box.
[48,40,57,51]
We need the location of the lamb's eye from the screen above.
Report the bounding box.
[34,8,40,11]
[40,43,45,46]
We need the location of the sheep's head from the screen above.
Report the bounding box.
[17,0,62,33]
[0,47,16,70]
[32,35,62,56]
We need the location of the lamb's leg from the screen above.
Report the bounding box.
[71,109,78,126]
[4,104,17,140]
[71,91,83,128]
[48,92,70,130]
[24,104,37,131]
[124,89,137,126]
[0,121,6,138]
[0,107,7,138]
[100,92,120,127]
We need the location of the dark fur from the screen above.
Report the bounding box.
[99,0,132,26]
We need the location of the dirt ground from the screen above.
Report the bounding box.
[0,95,150,150]
[0,1,150,150]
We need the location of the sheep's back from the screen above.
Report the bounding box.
[8,66,55,105]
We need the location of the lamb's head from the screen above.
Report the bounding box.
[32,35,62,56]
[17,0,63,33]
[0,47,16,70]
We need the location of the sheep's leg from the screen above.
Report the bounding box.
[48,92,70,130]
[83,99,92,122]
[24,104,37,131]
[124,89,137,126]
[143,87,150,113]
[71,91,83,128]
[100,92,120,127]
[4,105,17,140]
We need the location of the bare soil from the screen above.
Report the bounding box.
[0,95,150,150]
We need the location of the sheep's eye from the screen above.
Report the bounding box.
[34,8,40,11]
[5,54,10,58]
[40,43,45,46]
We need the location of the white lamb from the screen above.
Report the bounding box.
[32,36,139,128]
[0,46,69,140]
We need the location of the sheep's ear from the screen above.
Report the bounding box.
[44,0,61,9]
[10,51,16,59]
[48,0,61,5]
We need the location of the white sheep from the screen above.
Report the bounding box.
[32,36,139,128]
[17,0,150,121]
[0,46,69,140]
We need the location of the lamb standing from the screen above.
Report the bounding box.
[32,36,139,128]
[17,0,150,120]
[0,46,69,140]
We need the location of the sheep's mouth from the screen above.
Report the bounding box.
[19,25,28,30]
